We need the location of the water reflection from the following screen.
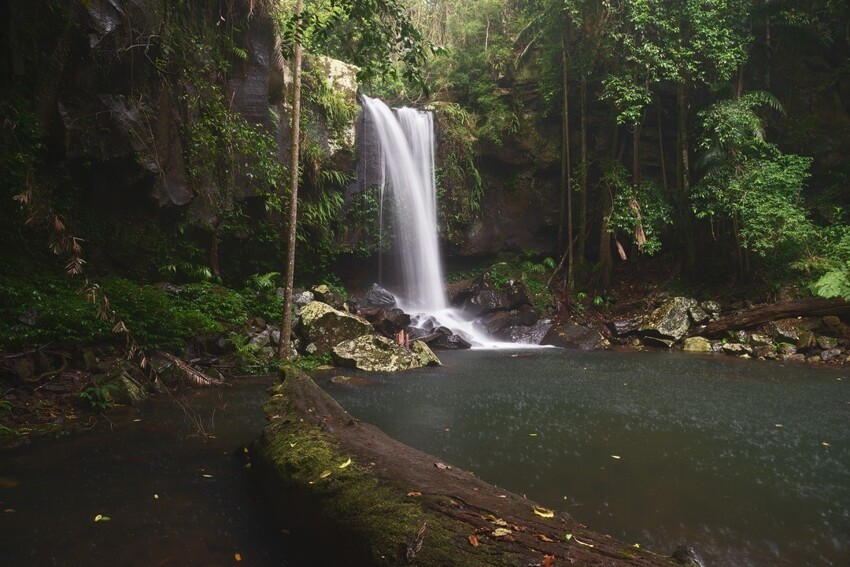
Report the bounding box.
[319,349,850,566]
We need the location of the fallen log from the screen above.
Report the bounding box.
[252,366,679,566]
[689,297,850,338]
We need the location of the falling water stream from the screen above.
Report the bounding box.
[360,96,527,348]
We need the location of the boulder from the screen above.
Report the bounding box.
[753,345,777,359]
[640,297,697,342]
[700,301,721,321]
[820,348,843,362]
[541,322,609,351]
[429,332,473,350]
[359,307,411,337]
[477,310,516,334]
[410,340,442,367]
[608,317,644,337]
[311,284,345,309]
[496,320,553,345]
[777,343,798,356]
[722,343,752,356]
[298,301,373,355]
[683,337,713,353]
[796,328,817,350]
[688,305,711,325]
[816,335,838,350]
[462,289,510,317]
[767,320,799,344]
[332,334,436,371]
[749,333,772,346]
[365,283,397,308]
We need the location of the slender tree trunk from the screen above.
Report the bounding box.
[279,0,304,361]
[676,82,695,275]
[657,97,667,193]
[561,26,574,290]
[578,73,588,273]
[210,226,220,278]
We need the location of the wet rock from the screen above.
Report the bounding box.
[783,353,807,363]
[796,328,816,350]
[462,289,510,317]
[365,283,397,308]
[311,284,345,309]
[688,305,711,325]
[767,320,799,344]
[503,280,531,309]
[609,317,644,337]
[822,315,850,337]
[249,329,271,348]
[496,320,553,345]
[683,337,713,353]
[643,336,675,348]
[753,345,777,359]
[305,343,318,355]
[332,334,432,371]
[749,333,772,346]
[478,310,516,334]
[777,343,798,356]
[722,343,752,355]
[360,307,411,338]
[293,290,314,306]
[410,340,442,367]
[298,301,373,355]
[514,304,539,326]
[429,333,472,350]
[700,301,721,321]
[542,322,609,351]
[806,354,822,363]
[820,348,843,362]
[816,335,838,350]
[640,297,697,342]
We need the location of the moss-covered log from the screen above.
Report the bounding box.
[253,366,679,566]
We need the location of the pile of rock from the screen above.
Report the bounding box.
[610,296,850,364]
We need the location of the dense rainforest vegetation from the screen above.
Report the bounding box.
[1,0,849,365]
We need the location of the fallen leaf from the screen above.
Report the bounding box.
[202,474,213,478]
[611,455,621,460]
[543,555,555,567]
[533,506,555,518]
[319,470,332,479]
[492,528,512,538]
[94,515,111,522]
[434,462,449,470]
[339,458,352,469]
[406,491,422,497]
[535,534,555,542]
[565,533,573,541]
[4,508,16,513]
[289,442,297,448]
[468,534,479,547]
[529,433,538,437]
[153,494,159,499]
[633,543,641,548]
[234,553,242,561]
[821,442,831,447]
[574,537,594,547]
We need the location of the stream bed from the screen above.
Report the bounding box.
[318,348,850,566]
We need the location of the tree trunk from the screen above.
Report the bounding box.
[562,28,574,290]
[210,226,220,278]
[253,367,679,566]
[675,82,695,275]
[578,73,588,273]
[278,0,304,361]
[690,298,850,338]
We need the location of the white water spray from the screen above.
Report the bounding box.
[360,96,522,348]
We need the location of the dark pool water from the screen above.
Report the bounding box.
[0,376,301,566]
[318,349,850,566]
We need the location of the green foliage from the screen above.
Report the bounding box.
[293,351,333,372]
[693,93,814,256]
[79,381,118,413]
[435,102,484,243]
[243,272,285,322]
[603,162,671,256]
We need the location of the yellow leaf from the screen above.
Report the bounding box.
[406,491,422,497]
[535,534,555,542]
[565,533,573,540]
[492,528,512,537]
[533,506,554,518]
[234,553,242,561]
[319,469,332,479]
[611,455,621,460]
[339,458,352,469]
[821,442,831,447]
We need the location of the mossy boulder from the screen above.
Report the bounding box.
[683,336,713,353]
[298,301,372,355]
[640,297,697,343]
[332,334,439,371]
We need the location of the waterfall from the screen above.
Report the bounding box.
[360,96,520,348]
[360,95,447,312]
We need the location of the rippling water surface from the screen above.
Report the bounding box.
[319,349,850,566]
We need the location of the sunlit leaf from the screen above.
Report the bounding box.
[234,553,242,561]
[532,506,554,518]
[339,458,352,469]
[406,491,422,497]
[492,527,512,537]
[611,455,621,459]
[535,534,555,542]
[468,534,479,547]
[565,533,573,540]
[319,469,332,479]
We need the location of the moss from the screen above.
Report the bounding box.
[254,369,525,566]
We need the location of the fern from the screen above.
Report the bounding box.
[812,270,850,301]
